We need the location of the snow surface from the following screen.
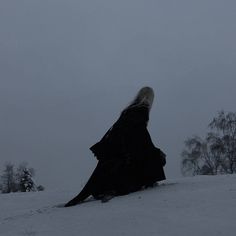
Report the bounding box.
[1,174,236,236]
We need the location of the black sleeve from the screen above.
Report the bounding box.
[123,108,166,166]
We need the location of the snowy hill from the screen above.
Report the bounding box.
[1,174,236,236]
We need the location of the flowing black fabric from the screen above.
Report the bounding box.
[65,106,166,206]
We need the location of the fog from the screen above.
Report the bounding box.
[1,0,236,190]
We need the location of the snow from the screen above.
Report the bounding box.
[1,174,236,236]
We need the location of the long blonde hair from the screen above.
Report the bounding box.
[122,86,154,113]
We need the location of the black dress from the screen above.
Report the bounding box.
[65,106,166,207]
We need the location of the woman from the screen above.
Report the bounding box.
[65,86,166,207]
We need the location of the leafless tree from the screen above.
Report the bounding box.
[181,111,236,176]
[1,163,17,193]
[209,111,236,173]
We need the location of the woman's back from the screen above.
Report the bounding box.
[64,87,166,207]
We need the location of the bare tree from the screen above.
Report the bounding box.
[1,163,17,193]
[181,111,236,176]
[181,136,203,176]
[209,111,236,173]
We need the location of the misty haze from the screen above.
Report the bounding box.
[1,1,236,235]
[1,0,235,190]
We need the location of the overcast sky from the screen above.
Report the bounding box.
[1,0,236,190]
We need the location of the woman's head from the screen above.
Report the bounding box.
[124,86,155,112]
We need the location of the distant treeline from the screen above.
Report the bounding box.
[0,162,44,194]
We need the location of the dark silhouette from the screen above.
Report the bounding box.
[65,87,166,207]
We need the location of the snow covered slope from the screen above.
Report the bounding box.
[1,174,236,236]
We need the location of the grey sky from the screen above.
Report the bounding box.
[1,0,236,190]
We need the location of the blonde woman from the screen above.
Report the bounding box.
[65,87,166,207]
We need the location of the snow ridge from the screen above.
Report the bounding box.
[0,175,236,236]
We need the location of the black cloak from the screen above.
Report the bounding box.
[64,105,166,206]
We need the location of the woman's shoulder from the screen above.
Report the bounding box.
[120,105,149,125]
[123,105,149,115]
